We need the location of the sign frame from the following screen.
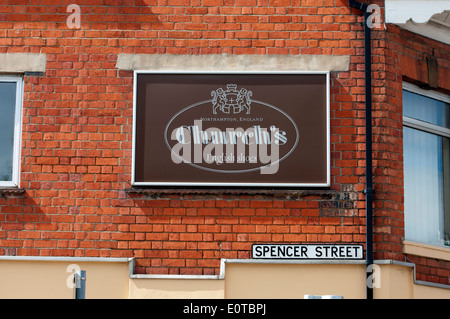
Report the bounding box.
[251,244,365,260]
[131,70,330,188]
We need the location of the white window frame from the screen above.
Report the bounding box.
[402,82,450,247]
[0,75,23,188]
[403,82,450,138]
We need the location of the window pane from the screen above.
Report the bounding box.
[0,82,17,182]
[404,127,448,244]
[403,90,450,129]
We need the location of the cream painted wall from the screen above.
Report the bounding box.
[1,258,449,299]
[372,263,414,299]
[414,282,450,299]
[129,278,224,299]
[0,259,130,299]
[224,262,367,299]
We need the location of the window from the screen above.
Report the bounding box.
[403,83,450,247]
[0,76,23,188]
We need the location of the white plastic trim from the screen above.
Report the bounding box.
[385,0,450,24]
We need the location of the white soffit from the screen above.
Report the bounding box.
[385,0,450,45]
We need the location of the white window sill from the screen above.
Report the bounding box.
[403,240,450,261]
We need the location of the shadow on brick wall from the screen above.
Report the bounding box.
[2,1,160,31]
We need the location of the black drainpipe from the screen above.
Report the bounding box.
[348,0,374,300]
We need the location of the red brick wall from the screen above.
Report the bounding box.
[385,24,450,285]
[0,1,447,283]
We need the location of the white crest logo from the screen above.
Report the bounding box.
[211,84,252,115]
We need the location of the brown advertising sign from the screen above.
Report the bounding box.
[132,72,329,187]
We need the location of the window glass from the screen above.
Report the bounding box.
[403,88,450,246]
[404,127,448,244]
[0,82,17,182]
[403,90,450,129]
